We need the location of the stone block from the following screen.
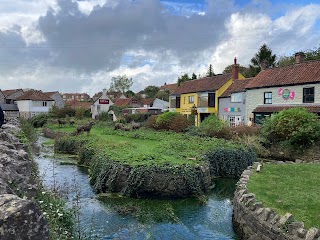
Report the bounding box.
[279,213,293,227]
[297,228,307,238]
[288,222,304,235]
[305,228,319,240]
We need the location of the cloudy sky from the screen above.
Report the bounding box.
[0,0,319,96]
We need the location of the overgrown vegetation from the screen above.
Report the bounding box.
[261,107,320,150]
[247,164,320,229]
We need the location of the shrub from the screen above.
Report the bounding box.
[54,136,87,154]
[50,106,76,118]
[169,114,193,132]
[124,113,152,123]
[145,115,158,129]
[261,107,320,149]
[204,147,257,177]
[96,111,112,121]
[75,108,91,119]
[230,125,261,138]
[198,115,232,139]
[30,114,50,128]
[155,111,177,130]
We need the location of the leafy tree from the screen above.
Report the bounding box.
[277,45,320,67]
[206,64,215,77]
[109,75,133,93]
[191,72,197,79]
[125,90,135,97]
[177,73,191,86]
[223,64,251,77]
[144,85,160,98]
[155,90,169,101]
[249,44,276,77]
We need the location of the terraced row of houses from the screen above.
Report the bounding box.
[169,53,320,126]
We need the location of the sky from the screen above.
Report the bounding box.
[0,0,319,96]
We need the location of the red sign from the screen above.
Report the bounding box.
[99,99,109,104]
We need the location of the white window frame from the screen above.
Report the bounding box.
[231,92,242,103]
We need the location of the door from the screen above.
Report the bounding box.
[235,116,242,126]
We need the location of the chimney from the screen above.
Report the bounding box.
[294,52,305,64]
[260,60,269,70]
[102,88,107,98]
[232,57,239,80]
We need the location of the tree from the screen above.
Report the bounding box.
[177,73,191,86]
[249,44,276,77]
[191,72,197,79]
[144,85,160,98]
[223,64,250,77]
[206,64,215,77]
[125,90,135,97]
[109,75,133,93]
[156,90,169,101]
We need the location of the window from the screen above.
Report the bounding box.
[188,95,194,103]
[229,116,236,127]
[208,93,215,107]
[264,92,272,104]
[176,96,181,108]
[170,96,176,108]
[303,87,314,103]
[231,93,242,103]
[42,102,47,107]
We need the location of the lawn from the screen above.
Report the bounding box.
[247,163,320,229]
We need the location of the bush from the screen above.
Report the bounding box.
[204,147,257,177]
[261,107,320,149]
[145,115,158,129]
[124,113,152,123]
[54,136,87,154]
[169,114,194,132]
[198,115,232,139]
[230,125,261,138]
[50,106,76,118]
[75,108,91,119]
[96,111,112,121]
[155,112,177,130]
[30,114,50,128]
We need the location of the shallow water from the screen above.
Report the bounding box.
[36,136,238,240]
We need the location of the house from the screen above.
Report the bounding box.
[0,90,5,104]
[170,58,245,125]
[2,89,24,104]
[15,90,55,119]
[0,104,19,118]
[159,83,178,93]
[62,92,90,102]
[140,98,169,112]
[218,78,253,126]
[44,91,65,108]
[245,52,320,125]
[114,96,141,108]
[91,89,114,119]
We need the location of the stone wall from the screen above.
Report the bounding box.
[233,164,320,240]
[0,121,48,240]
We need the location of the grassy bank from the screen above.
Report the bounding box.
[247,163,320,229]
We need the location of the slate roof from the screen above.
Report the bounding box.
[172,74,232,95]
[253,104,320,113]
[15,90,54,101]
[246,60,320,89]
[0,104,19,111]
[220,78,253,98]
[44,91,59,97]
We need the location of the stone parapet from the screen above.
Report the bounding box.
[233,164,320,240]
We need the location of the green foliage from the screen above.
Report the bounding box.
[278,45,320,67]
[49,106,76,118]
[261,107,320,149]
[206,64,215,77]
[155,111,177,130]
[124,113,152,123]
[145,115,158,129]
[177,73,191,86]
[96,111,112,121]
[19,117,37,144]
[168,113,193,132]
[30,114,50,128]
[155,90,169,101]
[75,108,91,119]
[54,136,88,154]
[151,112,192,132]
[249,44,276,77]
[204,147,256,177]
[144,85,160,98]
[198,115,232,139]
[109,75,133,93]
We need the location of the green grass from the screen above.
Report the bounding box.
[247,164,320,229]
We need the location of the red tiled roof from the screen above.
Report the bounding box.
[246,60,320,89]
[2,89,23,97]
[65,100,92,110]
[15,90,54,101]
[253,104,320,113]
[160,83,178,92]
[141,98,155,105]
[44,91,59,97]
[114,98,132,107]
[220,78,253,98]
[172,74,232,95]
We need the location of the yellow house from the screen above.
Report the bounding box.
[169,59,245,125]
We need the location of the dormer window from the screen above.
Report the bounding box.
[231,93,242,102]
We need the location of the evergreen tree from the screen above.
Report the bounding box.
[191,72,197,79]
[248,44,276,77]
[177,73,191,86]
[206,64,215,77]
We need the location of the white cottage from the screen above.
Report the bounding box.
[91,89,114,119]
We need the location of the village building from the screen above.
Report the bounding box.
[15,90,55,119]
[91,89,114,119]
[44,91,65,108]
[245,52,320,124]
[218,78,253,126]
[62,92,90,102]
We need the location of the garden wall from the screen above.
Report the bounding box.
[233,165,320,240]
[0,122,48,240]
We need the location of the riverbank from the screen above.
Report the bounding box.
[233,162,320,240]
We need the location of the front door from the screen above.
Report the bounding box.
[235,116,242,126]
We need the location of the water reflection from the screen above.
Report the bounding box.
[36,137,238,240]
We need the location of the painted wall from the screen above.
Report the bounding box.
[153,98,169,112]
[218,92,246,125]
[16,100,54,119]
[245,83,320,123]
[91,96,114,119]
[50,92,65,108]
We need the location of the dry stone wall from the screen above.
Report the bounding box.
[0,121,48,240]
[233,164,320,240]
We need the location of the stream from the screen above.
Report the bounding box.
[36,136,238,240]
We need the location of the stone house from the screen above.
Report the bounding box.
[91,89,114,119]
[245,53,320,124]
[170,58,246,125]
[15,90,55,119]
[218,78,253,126]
